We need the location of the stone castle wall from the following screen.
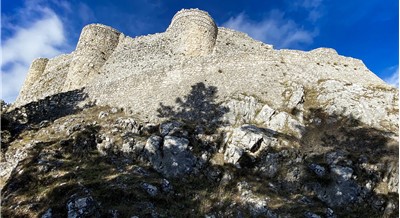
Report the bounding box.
[14,8,392,123]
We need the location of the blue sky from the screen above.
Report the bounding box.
[1,0,399,103]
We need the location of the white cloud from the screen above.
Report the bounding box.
[1,63,29,103]
[383,66,399,88]
[222,10,317,49]
[307,10,322,23]
[1,7,67,103]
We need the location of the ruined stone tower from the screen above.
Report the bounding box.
[63,24,122,91]
[166,9,217,56]
[16,58,49,103]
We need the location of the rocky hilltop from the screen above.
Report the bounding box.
[1,9,398,217]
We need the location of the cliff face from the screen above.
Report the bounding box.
[1,9,398,218]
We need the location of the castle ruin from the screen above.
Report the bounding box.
[15,9,391,124]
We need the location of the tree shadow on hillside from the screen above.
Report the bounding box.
[157,82,229,132]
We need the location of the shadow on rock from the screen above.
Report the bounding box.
[266,108,399,217]
[1,88,92,152]
[157,82,229,133]
[143,82,230,178]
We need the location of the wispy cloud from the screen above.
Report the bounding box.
[50,0,72,13]
[287,0,324,23]
[298,0,323,22]
[383,66,399,88]
[222,10,317,49]
[1,4,68,103]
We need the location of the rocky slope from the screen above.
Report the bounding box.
[1,8,399,218]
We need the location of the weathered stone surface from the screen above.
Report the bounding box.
[161,178,173,193]
[255,104,276,124]
[224,125,278,166]
[224,144,244,166]
[159,121,186,137]
[121,139,144,156]
[236,181,276,217]
[331,165,353,181]
[41,208,52,218]
[144,135,197,177]
[160,136,196,177]
[309,163,326,177]
[304,211,321,218]
[314,80,398,131]
[115,117,140,134]
[311,172,360,207]
[325,208,336,218]
[140,182,158,197]
[258,153,279,178]
[144,135,163,167]
[0,142,36,182]
[67,195,100,218]
[223,95,263,124]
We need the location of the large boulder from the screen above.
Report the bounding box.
[224,125,278,166]
[144,134,197,177]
